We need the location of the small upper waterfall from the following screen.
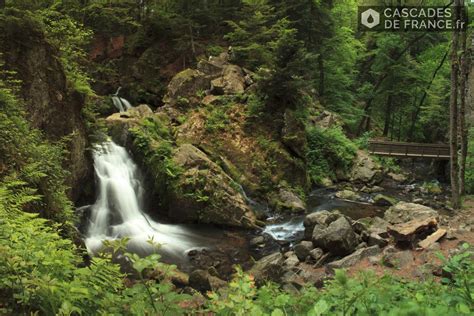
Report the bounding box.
[85,140,197,259]
[111,87,133,112]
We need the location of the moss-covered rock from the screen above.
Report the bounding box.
[163,69,209,107]
[167,144,257,228]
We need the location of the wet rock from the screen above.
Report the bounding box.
[309,248,324,262]
[106,104,154,144]
[327,245,381,271]
[373,194,397,207]
[384,202,439,225]
[274,188,306,214]
[294,241,314,261]
[210,64,246,95]
[361,185,384,193]
[350,150,382,184]
[335,189,360,201]
[382,250,414,268]
[250,236,265,247]
[304,211,340,228]
[388,172,407,183]
[168,144,257,228]
[248,252,284,285]
[163,69,210,106]
[304,211,340,239]
[189,269,226,292]
[312,217,359,256]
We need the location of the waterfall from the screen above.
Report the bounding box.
[84,140,197,259]
[112,96,133,113]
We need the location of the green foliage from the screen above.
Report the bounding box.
[0,182,191,315]
[205,103,231,133]
[0,70,74,225]
[374,156,402,174]
[130,115,182,207]
[306,126,357,184]
[257,18,310,107]
[39,9,94,95]
[207,251,474,315]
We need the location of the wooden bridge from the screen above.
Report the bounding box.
[368,140,450,159]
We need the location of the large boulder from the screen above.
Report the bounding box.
[210,64,246,95]
[312,217,359,256]
[106,104,154,144]
[0,11,91,201]
[163,69,210,106]
[273,188,306,214]
[350,150,382,184]
[303,211,340,240]
[248,252,285,285]
[384,202,439,225]
[326,245,381,271]
[168,144,257,228]
[335,189,360,201]
[189,269,226,292]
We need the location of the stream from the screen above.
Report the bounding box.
[79,140,447,275]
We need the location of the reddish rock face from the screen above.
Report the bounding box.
[90,35,125,60]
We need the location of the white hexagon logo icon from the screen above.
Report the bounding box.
[361,9,380,29]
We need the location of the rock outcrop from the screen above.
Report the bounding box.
[312,216,360,256]
[384,202,439,225]
[0,10,91,201]
[167,144,257,228]
[350,150,382,184]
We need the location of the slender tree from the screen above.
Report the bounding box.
[0,0,5,9]
[449,0,461,209]
[459,0,470,195]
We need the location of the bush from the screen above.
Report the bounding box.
[0,72,74,225]
[306,126,357,184]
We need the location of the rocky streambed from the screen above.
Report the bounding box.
[173,178,460,293]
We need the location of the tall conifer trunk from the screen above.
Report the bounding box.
[459,0,470,195]
[449,0,461,209]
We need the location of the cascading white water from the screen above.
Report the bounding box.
[112,96,133,112]
[85,140,197,259]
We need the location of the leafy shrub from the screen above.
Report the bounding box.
[207,249,474,315]
[374,156,402,173]
[0,72,74,225]
[306,126,357,184]
[0,181,191,315]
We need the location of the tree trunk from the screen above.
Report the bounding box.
[383,95,393,137]
[449,0,461,209]
[0,0,5,9]
[459,1,469,195]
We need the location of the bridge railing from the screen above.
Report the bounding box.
[368,140,450,159]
